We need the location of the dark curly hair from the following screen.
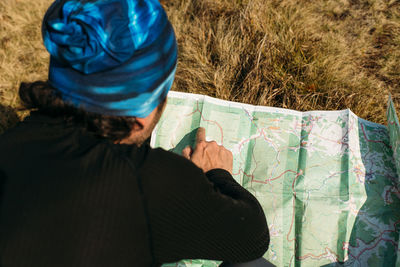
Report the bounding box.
[19,81,137,141]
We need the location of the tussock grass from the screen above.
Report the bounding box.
[0,0,51,132]
[1,0,399,133]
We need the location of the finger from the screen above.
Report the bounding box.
[182,146,192,159]
[209,141,218,147]
[196,127,206,144]
[192,139,205,160]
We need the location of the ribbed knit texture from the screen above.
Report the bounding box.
[0,112,269,267]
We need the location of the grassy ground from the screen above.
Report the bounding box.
[0,0,399,134]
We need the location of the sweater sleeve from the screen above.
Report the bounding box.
[138,148,270,265]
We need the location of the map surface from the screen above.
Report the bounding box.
[151,91,400,267]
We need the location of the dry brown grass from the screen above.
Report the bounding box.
[1,0,399,133]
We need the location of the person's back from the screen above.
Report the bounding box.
[0,0,270,266]
[0,111,269,266]
[0,113,154,266]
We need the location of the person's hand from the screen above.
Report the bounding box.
[182,127,233,174]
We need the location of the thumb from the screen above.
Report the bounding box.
[182,146,192,159]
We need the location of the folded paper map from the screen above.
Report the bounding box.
[151,91,400,267]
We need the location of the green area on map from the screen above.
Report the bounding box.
[152,92,400,267]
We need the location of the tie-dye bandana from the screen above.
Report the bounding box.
[42,0,177,117]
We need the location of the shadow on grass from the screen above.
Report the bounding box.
[0,104,19,135]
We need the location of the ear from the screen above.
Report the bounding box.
[131,117,146,131]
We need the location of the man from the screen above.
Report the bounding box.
[0,0,270,266]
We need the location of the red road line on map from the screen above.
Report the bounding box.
[235,169,254,179]
[384,186,400,204]
[200,115,224,145]
[297,247,343,262]
[237,134,260,152]
[293,204,400,262]
[313,134,350,148]
[347,237,398,260]
[345,219,400,260]
[185,101,201,117]
[249,169,299,184]
[184,101,224,144]
[360,123,391,148]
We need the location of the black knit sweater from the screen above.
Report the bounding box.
[0,112,269,267]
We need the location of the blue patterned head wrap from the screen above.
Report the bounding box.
[42,0,178,117]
